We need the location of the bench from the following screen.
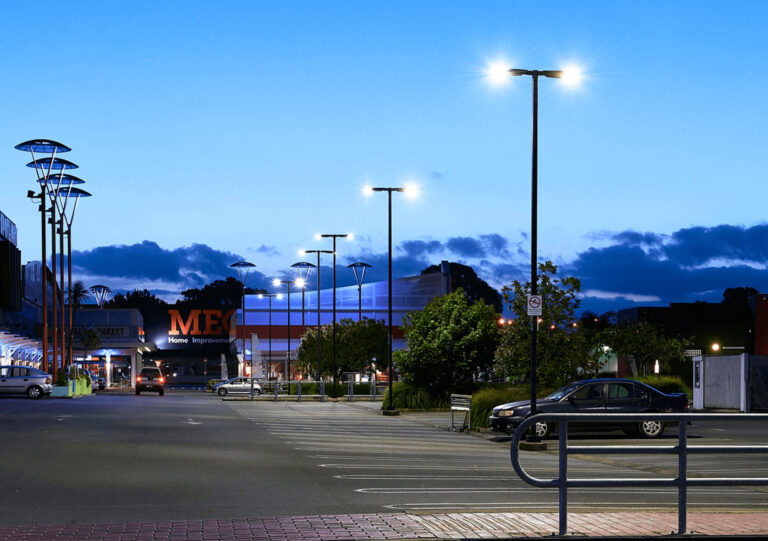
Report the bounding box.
[449,394,472,431]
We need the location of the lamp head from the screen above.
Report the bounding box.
[295,277,306,289]
[485,59,512,86]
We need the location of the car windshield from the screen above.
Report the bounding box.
[545,383,581,401]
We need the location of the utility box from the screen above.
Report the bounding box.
[693,354,768,411]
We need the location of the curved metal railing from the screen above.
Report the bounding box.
[510,412,768,535]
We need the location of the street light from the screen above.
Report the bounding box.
[273,278,300,383]
[54,186,91,370]
[291,261,316,326]
[15,139,72,374]
[299,249,332,388]
[26,155,79,374]
[317,233,352,397]
[230,261,256,399]
[347,262,372,321]
[492,64,581,440]
[258,293,281,385]
[364,185,418,412]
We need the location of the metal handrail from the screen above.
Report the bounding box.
[510,412,768,536]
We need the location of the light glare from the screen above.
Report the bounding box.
[347,233,354,240]
[296,278,306,289]
[298,249,306,256]
[560,65,584,87]
[314,233,322,241]
[272,278,281,287]
[362,185,374,197]
[485,59,511,86]
[403,183,420,199]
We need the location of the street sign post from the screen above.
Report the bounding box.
[527,295,542,316]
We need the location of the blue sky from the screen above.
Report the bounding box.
[2,1,767,314]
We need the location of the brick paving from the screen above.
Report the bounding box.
[1,512,766,540]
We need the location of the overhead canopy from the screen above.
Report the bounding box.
[38,173,85,186]
[15,139,71,153]
[26,157,78,170]
[52,187,91,198]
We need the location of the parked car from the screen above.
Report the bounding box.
[0,365,52,399]
[489,378,689,438]
[136,366,165,396]
[212,377,263,396]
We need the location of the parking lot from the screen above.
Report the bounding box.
[1,390,766,528]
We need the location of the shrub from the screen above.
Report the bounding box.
[206,379,224,392]
[633,375,691,397]
[381,382,449,411]
[470,384,556,429]
[54,370,68,386]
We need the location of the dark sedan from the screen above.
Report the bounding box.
[489,378,689,438]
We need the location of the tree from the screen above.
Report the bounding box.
[495,261,604,387]
[295,318,388,381]
[178,277,264,308]
[394,289,500,396]
[67,280,89,308]
[607,321,692,376]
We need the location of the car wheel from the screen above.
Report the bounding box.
[136,389,141,395]
[531,420,551,439]
[256,389,262,395]
[159,389,165,396]
[26,386,43,399]
[218,388,227,396]
[639,419,665,438]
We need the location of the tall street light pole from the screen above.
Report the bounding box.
[258,293,280,385]
[16,140,72,374]
[347,262,372,321]
[365,186,418,412]
[318,234,352,398]
[291,262,316,326]
[300,249,332,387]
[230,261,256,399]
[273,279,299,382]
[504,67,567,440]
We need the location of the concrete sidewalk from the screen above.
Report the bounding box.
[1,511,766,540]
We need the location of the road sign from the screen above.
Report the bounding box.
[527,295,542,316]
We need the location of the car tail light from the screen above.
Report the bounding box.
[45,377,51,384]
[136,376,143,382]
[159,377,165,384]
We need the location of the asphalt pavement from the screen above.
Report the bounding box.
[1,390,766,539]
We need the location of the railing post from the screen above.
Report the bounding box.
[297,380,302,402]
[320,380,325,402]
[371,380,376,401]
[348,380,354,401]
[678,419,688,535]
[274,381,278,401]
[559,420,569,536]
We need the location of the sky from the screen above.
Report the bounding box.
[2,1,767,315]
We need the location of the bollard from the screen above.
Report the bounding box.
[297,380,302,402]
[273,381,278,401]
[348,380,354,401]
[320,380,325,402]
[371,380,376,401]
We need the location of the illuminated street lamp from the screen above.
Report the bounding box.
[273,278,301,382]
[346,262,372,321]
[489,63,581,438]
[317,233,353,397]
[258,293,282,384]
[291,261,316,325]
[230,261,256,399]
[364,184,419,412]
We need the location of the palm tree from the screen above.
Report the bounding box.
[68,280,89,308]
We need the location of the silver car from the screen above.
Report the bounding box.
[212,377,264,396]
[0,365,52,399]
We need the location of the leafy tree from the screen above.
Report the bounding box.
[394,289,500,396]
[178,276,264,308]
[607,321,692,376]
[495,261,604,387]
[296,318,387,380]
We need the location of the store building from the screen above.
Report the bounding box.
[229,266,451,380]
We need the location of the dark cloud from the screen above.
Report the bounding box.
[480,234,511,258]
[664,224,768,266]
[70,241,273,296]
[400,240,443,258]
[446,236,486,258]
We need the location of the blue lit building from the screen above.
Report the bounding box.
[230,266,451,379]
